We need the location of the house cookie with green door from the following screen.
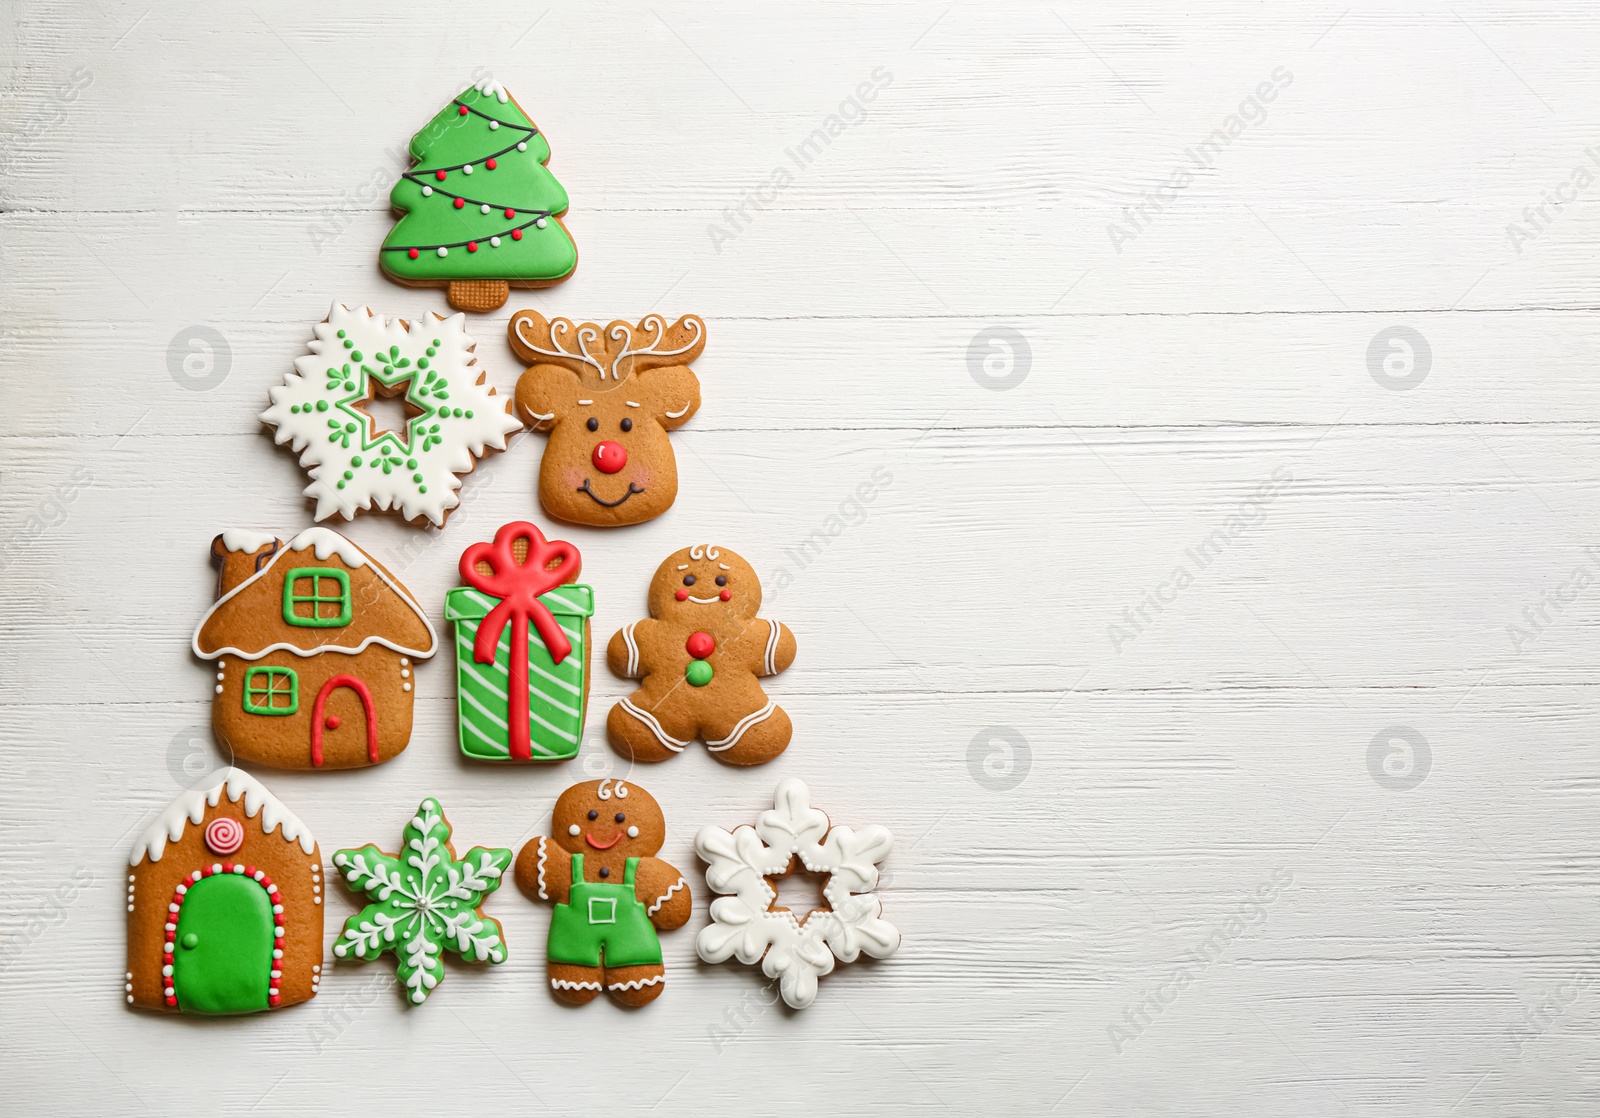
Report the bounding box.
[192,527,437,769]
[126,767,324,1015]
[514,779,691,1006]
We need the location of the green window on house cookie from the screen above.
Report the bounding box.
[243,667,298,716]
[282,567,352,627]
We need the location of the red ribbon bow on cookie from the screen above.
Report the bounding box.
[459,521,580,761]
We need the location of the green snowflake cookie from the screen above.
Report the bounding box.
[332,797,512,1004]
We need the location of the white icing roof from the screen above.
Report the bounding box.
[130,767,317,866]
[218,529,280,554]
[191,526,437,661]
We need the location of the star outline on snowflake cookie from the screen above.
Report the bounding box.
[332,797,512,1004]
[694,778,900,1009]
[261,302,523,527]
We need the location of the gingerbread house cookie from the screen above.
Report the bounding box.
[125,767,323,1015]
[192,528,437,769]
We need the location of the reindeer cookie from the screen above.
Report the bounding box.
[510,311,703,527]
[514,779,690,1006]
[606,545,797,765]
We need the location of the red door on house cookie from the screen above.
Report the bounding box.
[311,675,378,766]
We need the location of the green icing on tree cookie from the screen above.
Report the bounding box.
[332,798,512,1004]
[380,77,577,292]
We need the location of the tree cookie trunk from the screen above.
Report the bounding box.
[447,279,510,313]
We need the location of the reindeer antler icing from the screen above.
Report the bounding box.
[512,312,705,383]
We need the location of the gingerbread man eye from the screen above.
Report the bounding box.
[683,574,696,586]
[586,417,599,432]
[715,575,727,586]
[587,809,598,821]
[614,812,626,824]
[620,418,633,433]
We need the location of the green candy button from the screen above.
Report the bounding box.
[685,659,713,687]
[181,932,199,950]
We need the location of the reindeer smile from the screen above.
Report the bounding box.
[578,479,645,508]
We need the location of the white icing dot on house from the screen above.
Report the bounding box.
[480,204,490,214]
[315,896,322,905]
[128,875,135,883]
[422,186,433,196]
[216,671,224,681]
[274,949,283,959]
[401,658,409,666]
[403,683,411,692]
[126,995,133,1004]
[517,142,527,151]
[162,965,172,977]
[401,669,410,678]
[215,684,223,694]
[490,237,500,248]
[127,904,134,912]
[437,246,449,257]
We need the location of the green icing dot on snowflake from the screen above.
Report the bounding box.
[352,455,363,466]
[331,799,511,1005]
[337,329,347,338]
[316,399,329,412]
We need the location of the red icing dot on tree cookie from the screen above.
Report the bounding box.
[435,170,447,181]
[468,241,479,252]
[504,208,514,218]
[686,631,715,659]
[458,105,468,115]
[453,197,465,209]
[486,158,497,170]
[511,228,522,240]
[408,248,419,259]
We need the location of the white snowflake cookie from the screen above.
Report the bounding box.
[694,778,900,1008]
[262,303,522,526]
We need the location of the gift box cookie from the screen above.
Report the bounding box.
[445,521,592,762]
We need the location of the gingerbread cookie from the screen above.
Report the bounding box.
[332,797,512,1005]
[126,767,323,1015]
[606,545,796,765]
[193,528,437,770]
[513,779,691,1006]
[445,521,594,762]
[510,311,703,527]
[379,77,578,313]
[695,779,900,1009]
[261,302,522,526]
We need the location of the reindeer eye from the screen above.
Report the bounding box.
[620,418,633,433]
[715,575,727,586]
[615,813,626,824]
[587,810,598,821]
[586,417,599,432]
[683,575,696,586]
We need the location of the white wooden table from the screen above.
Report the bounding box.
[4,3,1598,1113]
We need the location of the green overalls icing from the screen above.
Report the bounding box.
[548,853,663,968]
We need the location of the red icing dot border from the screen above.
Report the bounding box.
[162,862,286,1009]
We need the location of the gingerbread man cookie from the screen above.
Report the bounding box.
[606,545,796,765]
[513,779,691,1006]
[510,311,703,527]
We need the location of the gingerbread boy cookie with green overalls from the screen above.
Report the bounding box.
[513,779,690,1006]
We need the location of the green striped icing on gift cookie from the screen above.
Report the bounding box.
[446,521,593,762]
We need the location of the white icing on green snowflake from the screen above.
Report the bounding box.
[694,779,900,1009]
[262,303,522,526]
[332,798,511,1004]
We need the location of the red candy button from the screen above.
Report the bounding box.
[325,715,341,730]
[592,441,628,474]
[686,631,715,659]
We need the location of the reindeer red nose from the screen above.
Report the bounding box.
[592,441,628,474]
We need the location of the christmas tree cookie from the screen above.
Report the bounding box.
[380,77,578,313]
